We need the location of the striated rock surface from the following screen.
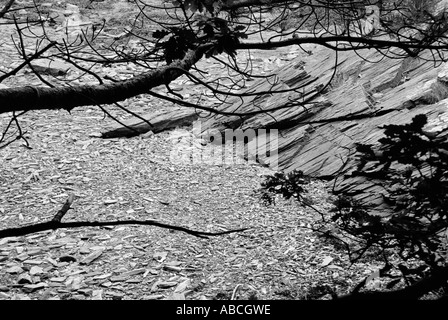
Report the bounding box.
[200,43,448,212]
[102,108,200,138]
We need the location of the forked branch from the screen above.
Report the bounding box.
[0,194,248,239]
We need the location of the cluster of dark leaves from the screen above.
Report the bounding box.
[342,114,448,265]
[153,2,247,63]
[153,27,198,64]
[259,114,448,296]
[330,114,448,294]
[195,15,247,58]
[259,170,309,205]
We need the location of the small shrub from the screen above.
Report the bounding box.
[259,170,309,205]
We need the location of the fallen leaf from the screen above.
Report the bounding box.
[121,268,146,277]
[150,280,160,292]
[27,248,44,256]
[321,256,334,267]
[327,264,343,270]
[104,199,118,205]
[110,276,128,282]
[6,266,23,274]
[15,253,28,262]
[92,289,103,300]
[13,294,31,300]
[158,281,178,289]
[174,279,191,293]
[78,246,91,254]
[17,274,32,284]
[164,265,182,272]
[80,250,103,265]
[0,293,9,301]
[88,132,102,138]
[71,276,84,290]
[166,260,183,266]
[22,282,48,293]
[153,251,168,262]
[49,277,66,282]
[46,257,59,266]
[93,273,113,280]
[29,266,43,275]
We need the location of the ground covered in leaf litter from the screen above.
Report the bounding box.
[0,119,383,301]
[0,78,385,301]
[0,1,387,300]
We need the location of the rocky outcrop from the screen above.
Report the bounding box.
[102,39,448,210]
[102,108,200,138]
[30,59,71,76]
[200,44,448,212]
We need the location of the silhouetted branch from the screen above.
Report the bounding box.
[236,36,445,56]
[0,46,211,113]
[0,195,248,239]
[51,194,75,223]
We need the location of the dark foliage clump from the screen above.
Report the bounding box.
[259,170,309,205]
[343,114,448,267]
[260,114,448,299]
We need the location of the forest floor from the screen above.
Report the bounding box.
[0,0,386,300]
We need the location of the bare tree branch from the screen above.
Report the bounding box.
[0,195,249,239]
[236,36,446,55]
[0,46,210,113]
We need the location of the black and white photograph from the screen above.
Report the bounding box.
[0,0,447,309]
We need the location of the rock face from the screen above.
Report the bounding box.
[30,59,71,76]
[200,43,448,212]
[100,31,448,211]
[102,108,200,138]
